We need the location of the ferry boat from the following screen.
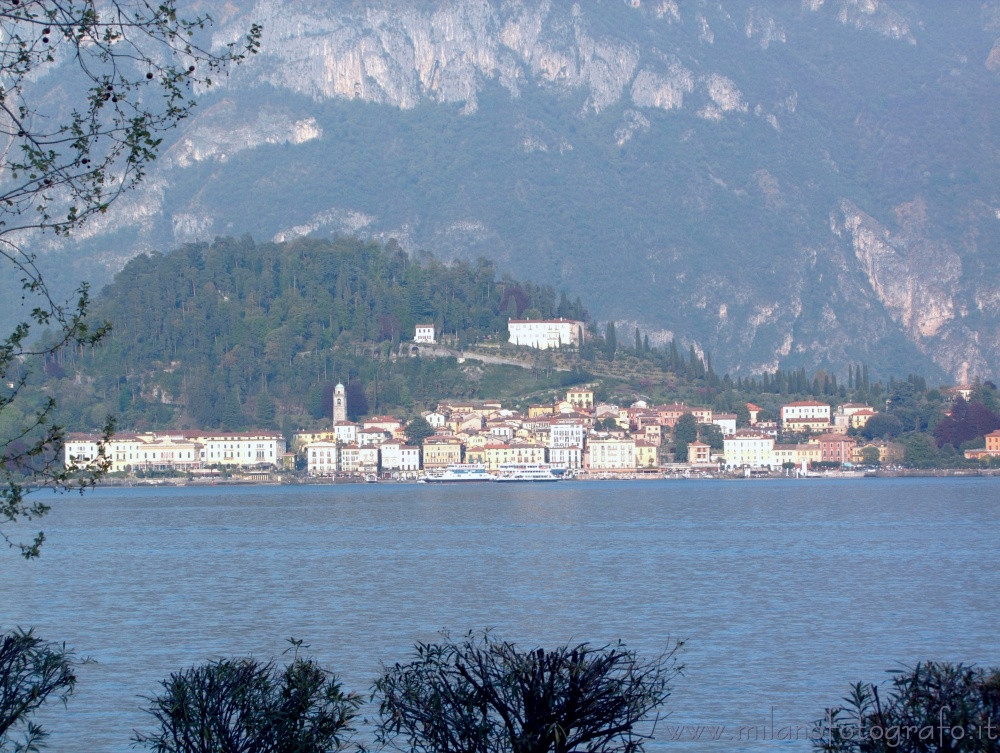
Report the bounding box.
[420,464,494,483]
[492,462,563,482]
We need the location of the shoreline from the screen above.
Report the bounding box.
[88,467,1000,488]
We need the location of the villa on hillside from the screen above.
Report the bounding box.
[414,323,436,343]
[507,318,585,349]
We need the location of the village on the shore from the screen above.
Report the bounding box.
[64,320,1000,482]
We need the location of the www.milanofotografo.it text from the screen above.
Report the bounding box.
[659,707,1000,745]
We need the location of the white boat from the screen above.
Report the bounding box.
[420,464,494,483]
[492,462,562,482]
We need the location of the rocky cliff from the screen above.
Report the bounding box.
[18,0,1000,381]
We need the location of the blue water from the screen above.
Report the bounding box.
[2,478,998,751]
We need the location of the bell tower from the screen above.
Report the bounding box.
[333,383,346,424]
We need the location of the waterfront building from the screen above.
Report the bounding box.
[548,446,582,470]
[586,437,637,472]
[422,437,462,468]
[379,441,421,472]
[339,445,360,473]
[635,440,659,469]
[358,445,380,474]
[195,431,284,468]
[687,441,712,466]
[306,441,338,476]
[818,433,856,465]
[723,431,775,470]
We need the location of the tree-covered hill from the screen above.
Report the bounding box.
[41,236,587,431]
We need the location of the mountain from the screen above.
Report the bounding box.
[11,0,1000,381]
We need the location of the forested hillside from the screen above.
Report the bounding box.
[38,236,587,431]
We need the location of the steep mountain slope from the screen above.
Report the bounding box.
[13,0,1000,380]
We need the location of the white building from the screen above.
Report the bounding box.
[414,324,436,344]
[64,434,102,468]
[549,421,586,449]
[306,441,338,476]
[780,401,831,430]
[333,421,358,445]
[712,413,738,436]
[358,445,380,473]
[339,445,360,473]
[67,430,285,474]
[136,436,202,472]
[380,441,421,472]
[197,431,284,468]
[548,446,583,470]
[723,431,776,470]
[358,427,391,446]
[423,411,447,428]
[508,318,585,350]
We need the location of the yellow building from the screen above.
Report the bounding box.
[687,441,712,466]
[635,440,659,468]
[527,404,555,418]
[464,446,487,466]
[422,437,463,468]
[723,432,775,469]
[566,388,594,410]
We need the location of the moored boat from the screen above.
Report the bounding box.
[492,462,562,482]
[420,464,493,483]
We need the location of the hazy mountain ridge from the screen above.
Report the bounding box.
[16,0,1000,381]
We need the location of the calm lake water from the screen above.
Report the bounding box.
[2,478,998,752]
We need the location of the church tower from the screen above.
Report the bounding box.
[333,383,346,424]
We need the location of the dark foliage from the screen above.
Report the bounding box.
[672,413,699,462]
[134,648,361,753]
[404,417,435,446]
[815,661,1000,752]
[344,382,369,422]
[0,628,79,751]
[858,414,905,441]
[374,631,683,753]
[933,398,1000,449]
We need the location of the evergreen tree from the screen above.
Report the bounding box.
[221,391,246,430]
[254,393,277,429]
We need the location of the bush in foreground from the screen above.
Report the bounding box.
[0,628,79,752]
[815,662,1000,752]
[374,631,683,753]
[134,645,361,753]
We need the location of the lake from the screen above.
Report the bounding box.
[2,478,998,751]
